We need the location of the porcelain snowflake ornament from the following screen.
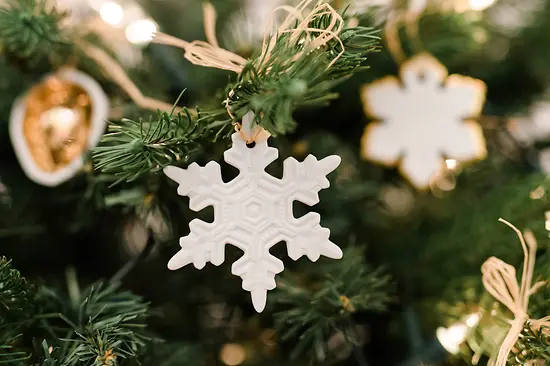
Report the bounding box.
[164,131,342,312]
[361,53,487,189]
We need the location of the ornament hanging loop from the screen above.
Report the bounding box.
[234,111,271,144]
[384,0,427,66]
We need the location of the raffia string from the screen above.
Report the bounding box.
[257,0,345,70]
[383,2,427,66]
[152,0,346,142]
[75,39,179,113]
[383,9,407,65]
[154,1,345,74]
[0,0,176,111]
[481,218,549,366]
[153,3,247,74]
[69,12,182,112]
[1,0,183,113]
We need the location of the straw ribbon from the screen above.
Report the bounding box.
[153,0,346,142]
[481,218,548,366]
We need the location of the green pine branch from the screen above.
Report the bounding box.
[37,269,150,366]
[0,258,33,364]
[0,0,70,66]
[222,18,379,136]
[274,247,392,361]
[0,344,30,365]
[93,2,379,183]
[509,321,550,365]
[0,257,33,323]
[93,103,205,185]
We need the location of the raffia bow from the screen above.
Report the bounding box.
[153,0,346,142]
[481,218,549,366]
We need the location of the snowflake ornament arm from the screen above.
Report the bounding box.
[440,76,487,161]
[164,133,342,312]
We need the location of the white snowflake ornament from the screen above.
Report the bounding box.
[507,101,550,145]
[360,53,487,189]
[164,131,343,312]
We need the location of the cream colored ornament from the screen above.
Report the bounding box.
[360,53,487,189]
[10,69,109,186]
[222,0,287,55]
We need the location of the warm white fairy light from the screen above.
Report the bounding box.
[465,313,480,327]
[445,159,458,170]
[125,19,157,45]
[220,343,246,365]
[436,313,481,355]
[99,1,124,25]
[468,0,498,11]
[545,211,550,231]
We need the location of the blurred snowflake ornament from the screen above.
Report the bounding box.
[486,0,543,34]
[338,0,393,24]
[360,53,487,189]
[164,127,342,312]
[507,100,550,174]
[223,0,287,55]
[508,101,550,145]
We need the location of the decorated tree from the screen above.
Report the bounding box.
[2,0,550,365]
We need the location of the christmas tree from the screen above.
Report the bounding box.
[2,0,550,365]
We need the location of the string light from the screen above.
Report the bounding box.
[125,19,157,45]
[99,1,124,25]
[468,0,498,11]
[445,159,458,170]
[219,343,246,366]
[436,313,480,355]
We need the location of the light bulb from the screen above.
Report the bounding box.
[125,19,157,45]
[220,343,246,366]
[465,313,481,327]
[445,159,458,170]
[99,1,124,25]
[468,0,497,11]
[436,313,480,355]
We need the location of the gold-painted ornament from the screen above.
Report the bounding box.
[360,53,487,189]
[10,69,108,186]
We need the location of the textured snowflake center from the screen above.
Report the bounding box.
[246,202,262,217]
